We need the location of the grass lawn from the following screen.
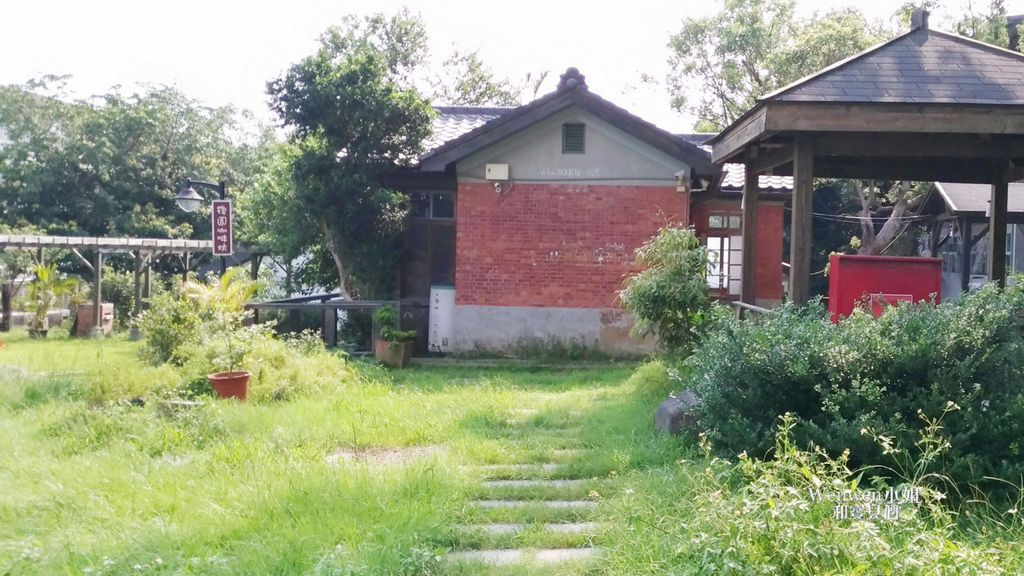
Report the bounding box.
[0,331,683,574]
[2,330,1022,574]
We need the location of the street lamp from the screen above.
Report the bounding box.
[175,179,229,274]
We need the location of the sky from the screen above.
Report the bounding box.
[3,0,1024,133]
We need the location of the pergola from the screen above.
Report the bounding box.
[708,11,1024,305]
[0,234,212,338]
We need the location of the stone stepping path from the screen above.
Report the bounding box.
[446,547,598,566]
[446,413,602,570]
[469,522,599,535]
[471,499,598,509]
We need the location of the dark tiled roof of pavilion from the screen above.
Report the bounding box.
[934,182,1024,214]
[763,18,1024,105]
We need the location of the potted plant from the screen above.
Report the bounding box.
[186,269,262,401]
[206,318,256,401]
[373,304,416,368]
[24,264,78,338]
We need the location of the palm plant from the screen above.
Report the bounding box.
[25,264,78,334]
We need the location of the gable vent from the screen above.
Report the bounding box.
[562,123,586,154]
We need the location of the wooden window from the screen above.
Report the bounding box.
[562,123,585,154]
[410,191,455,220]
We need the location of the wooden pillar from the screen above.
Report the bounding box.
[323,306,337,347]
[1,283,11,332]
[988,173,1009,286]
[130,250,144,341]
[144,254,153,302]
[741,153,760,305]
[789,136,814,305]
[91,251,104,339]
[960,217,972,292]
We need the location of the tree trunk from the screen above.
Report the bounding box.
[858,180,910,256]
[1,283,11,332]
[318,216,351,300]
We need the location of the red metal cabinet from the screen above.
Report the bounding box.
[828,254,942,322]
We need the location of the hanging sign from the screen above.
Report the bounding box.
[212,199,233,256]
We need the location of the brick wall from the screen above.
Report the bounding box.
[455,182,688,308]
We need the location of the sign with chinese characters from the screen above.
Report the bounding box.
[211,199,233,256]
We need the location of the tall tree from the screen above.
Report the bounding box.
[0,78,259,249]
[667,0,888,131]
[429,48,522,106]
[267,10,434,299]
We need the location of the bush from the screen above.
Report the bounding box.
[137,269,356,402]
[686,283,1024,499]
[619,225,712,354]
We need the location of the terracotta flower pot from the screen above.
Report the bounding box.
[207,370,251,401]
[374,339,414,368]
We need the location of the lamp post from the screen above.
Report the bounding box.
[175,179,230,275]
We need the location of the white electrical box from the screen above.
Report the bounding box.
[485,163,509,181]
[429,285,455,353]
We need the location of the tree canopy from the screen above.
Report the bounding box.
[667,0,888,131]
[267,10,435,299]
[0,77,262,250]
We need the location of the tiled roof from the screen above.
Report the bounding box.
[423,106,511,152]
[935,182,1024,213]
[419,68,717,177]
[765,26,1024,105]
[719,164,792,193]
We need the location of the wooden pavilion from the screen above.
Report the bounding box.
[0,234,212,338]
[708,10,1024,305]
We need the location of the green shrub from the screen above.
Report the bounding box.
[619,225,712,354]
[604,413,1024,574]
[686,283,1024,499]
[135,288,203,365]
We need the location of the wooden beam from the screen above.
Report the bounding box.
[988,172,1009,286]
[711,107,768,163]
[747,143,795,174]
[813,157,998,183]
[790,136,814,305]
[814,133,1024,159]
[741,153,760,305]
[1006,163,1024,183]
[765,102,1024,135]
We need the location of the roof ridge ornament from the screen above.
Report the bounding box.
[557,67,588,91]
[911,8,930,31]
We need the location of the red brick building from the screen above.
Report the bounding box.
[397,68,788,354]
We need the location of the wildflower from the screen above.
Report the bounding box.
[588,490,601,500]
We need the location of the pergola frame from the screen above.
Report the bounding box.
[0,235,212,338]
[709,14,1024,305]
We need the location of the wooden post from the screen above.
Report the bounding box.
[323,305,337,347]
[789,136,814,305]
[988,172,1009,286]
[130,250,144,341]
[144,254,153,304]
[1,283,11,332]
[91,251,104,339]
[741,153,760,305]
[960,217,972,293]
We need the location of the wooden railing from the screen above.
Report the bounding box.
[246,295,398,351]
[730,300,771,319]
